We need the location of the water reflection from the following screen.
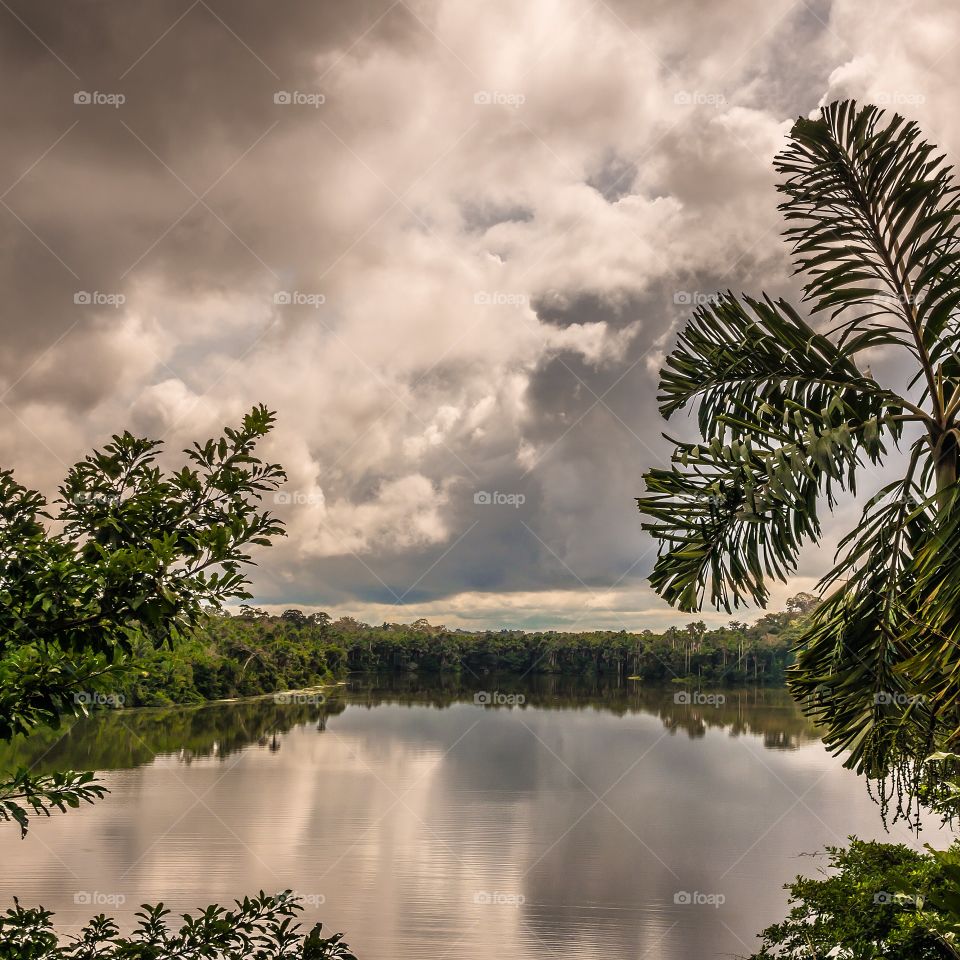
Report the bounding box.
[347,673,821,750]
[0,676,817,776]
[0,677,936,960]
[0,695,345,773]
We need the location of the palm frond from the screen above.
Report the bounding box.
[776,100,960,396]
[640,292,905,612]
[639,101,960,816]
[790,447,934,778]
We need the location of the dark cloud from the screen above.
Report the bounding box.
[1,0,947,627]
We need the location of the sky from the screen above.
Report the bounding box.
[1,0,958,631]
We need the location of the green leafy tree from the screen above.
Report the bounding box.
[0,892,356,959]
[636,100,960,812]
[0,407,359,954]
[0,404,286,834]
[786,592,819,615]
[747,838,960,960]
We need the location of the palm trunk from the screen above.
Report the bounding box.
[934,428,958,512]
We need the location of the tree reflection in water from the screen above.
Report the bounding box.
[0,675,819,778]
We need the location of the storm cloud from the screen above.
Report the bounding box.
[1,0,958,628]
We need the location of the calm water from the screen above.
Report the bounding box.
[0,676,947,959]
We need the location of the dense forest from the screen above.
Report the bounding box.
[109,593,819,707]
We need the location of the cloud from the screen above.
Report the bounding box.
[0,0,948,627]
[293,473,451,558]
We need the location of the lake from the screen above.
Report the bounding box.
[0,676,945,959]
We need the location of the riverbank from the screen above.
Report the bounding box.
[101,604,810,709]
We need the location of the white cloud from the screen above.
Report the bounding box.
[293,473,450,558]
[2,0,951,626]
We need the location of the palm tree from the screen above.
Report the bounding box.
[637,100,960,816]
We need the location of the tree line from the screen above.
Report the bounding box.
[126,594,814,707]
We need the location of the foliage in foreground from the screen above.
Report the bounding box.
[0,408,353,955]
[0,406,285,836]
[0,892,355,960]
[0,769,106,839]
[747,839,960,960]
[636,99,960,818]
